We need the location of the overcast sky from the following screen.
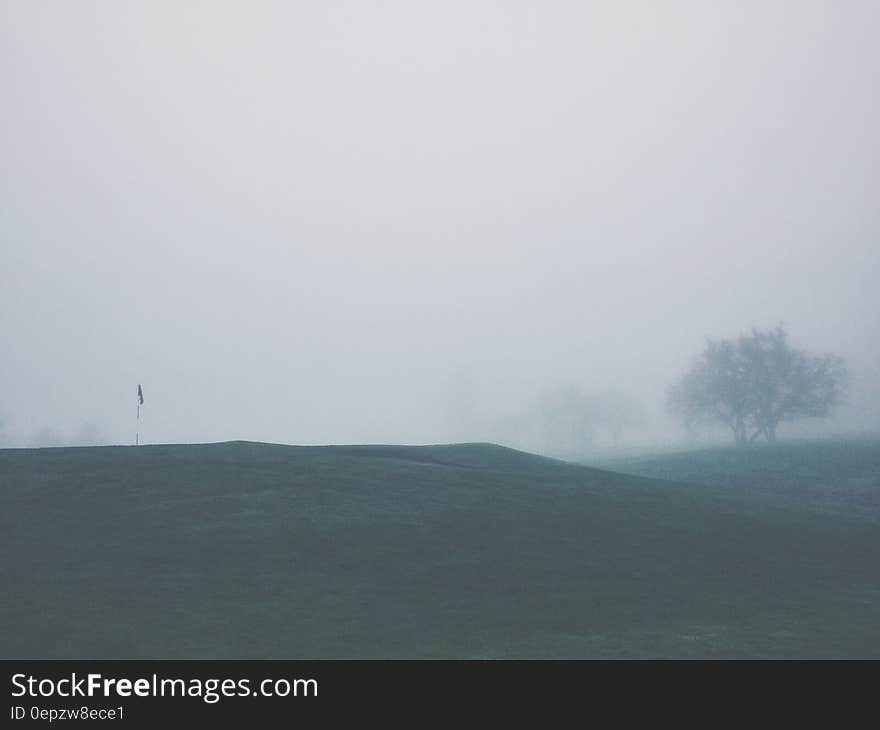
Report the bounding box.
[2,1,878,447]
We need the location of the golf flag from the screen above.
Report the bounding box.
[138,384,144,405]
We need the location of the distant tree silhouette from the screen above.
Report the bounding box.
[668,326,847,445]
[30,426,64,448]
[502,385,646,454]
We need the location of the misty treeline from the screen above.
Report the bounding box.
[0,418,108,449]
[498,326,847,455]
[0,327,849,453]
[497,386,646,455]
[668,326,847,446]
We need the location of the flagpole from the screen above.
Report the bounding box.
[136,384,144,446]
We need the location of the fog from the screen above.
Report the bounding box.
[2,1,878,451]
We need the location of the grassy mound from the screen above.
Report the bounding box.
[596,438,880,517]
[2,441,879,658]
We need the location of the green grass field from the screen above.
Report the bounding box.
[595,438,880,518]
[3,440,880,658]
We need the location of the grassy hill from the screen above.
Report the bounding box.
[594,438,880,518]
[2,440,880,658]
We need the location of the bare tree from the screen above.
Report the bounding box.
[668,326,847,445]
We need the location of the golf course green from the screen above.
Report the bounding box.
[3,440,879,658]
